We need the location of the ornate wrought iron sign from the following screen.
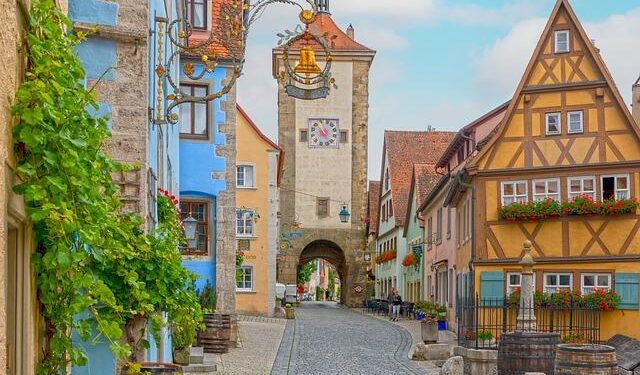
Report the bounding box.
[154,0,334,125]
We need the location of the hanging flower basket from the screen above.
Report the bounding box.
[402,253,417,267]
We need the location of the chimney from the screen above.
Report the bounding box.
[346,24,354,40]
[633,76,640,125]
[590,39,600,53]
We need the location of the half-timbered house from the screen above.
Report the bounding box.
[449,0,640,340]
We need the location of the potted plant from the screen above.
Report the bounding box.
[436,304,447,331]
[420,302,439,343]
[477,330,495,347]
[172,314,197,366]
[285,303,295,319]
[414,300,428,321]
[562,332,585,344]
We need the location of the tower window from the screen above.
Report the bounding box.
[300,129,308,142]
[317,197,330,217]
[555,30,570,53]
[340,130,348,143]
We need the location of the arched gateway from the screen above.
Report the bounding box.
[272,1,375,307]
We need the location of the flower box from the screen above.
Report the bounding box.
[499,195,638,222]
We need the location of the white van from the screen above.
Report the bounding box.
[284,284,297,304]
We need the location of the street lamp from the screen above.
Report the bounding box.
[339,205,350,223]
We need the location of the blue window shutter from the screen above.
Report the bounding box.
[615,273,639,310]
[480,271,505,307]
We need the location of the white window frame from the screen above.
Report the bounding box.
[581,273,611,295]
[567,176,596,200]
[236,164,255,189]
[554,30,570,53]
[543,273,573,294]
[236,209,256,237]
[600,174,630,200]
[507,272,536,295]
[546,112,561,135]
[533,178,561,201]
[501,181,529,206]
[236,265,254,291]
[567,111,584,134]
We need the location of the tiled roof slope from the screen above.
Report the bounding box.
[384,131,456,227]
[291,13,373,51]
[414,164,441,205]
[368,181,381,236]
[186,0,243,59]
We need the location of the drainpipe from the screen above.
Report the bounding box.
[457,173,476,303]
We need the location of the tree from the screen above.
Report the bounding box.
[297,261,317,285]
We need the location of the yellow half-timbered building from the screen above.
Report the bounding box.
[449,0,640,340]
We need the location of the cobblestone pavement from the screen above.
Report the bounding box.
[217,319,286,375]
[271,302,440,375]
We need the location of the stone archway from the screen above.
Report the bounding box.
[277,232,368,307]
[298,240,347,303]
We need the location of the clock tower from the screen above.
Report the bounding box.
[272,1,375,306]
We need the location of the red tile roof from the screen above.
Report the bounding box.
[414,164,441,205]
[186,0,243,59]
[368,181,381,235]
[383,131,456,228]
[291,13,373,52]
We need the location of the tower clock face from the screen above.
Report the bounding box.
[309,119,339,148]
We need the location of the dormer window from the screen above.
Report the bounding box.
[554,30,570,53]
[546,113,561,135]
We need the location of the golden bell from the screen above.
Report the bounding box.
[294,45,321,75]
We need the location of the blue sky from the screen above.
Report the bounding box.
[237,0,640,177]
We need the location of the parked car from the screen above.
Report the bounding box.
[284,284,297,304]
[275,283,286,300]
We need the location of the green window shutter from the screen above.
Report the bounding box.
[480,271,505,307]
[615,273,640,310]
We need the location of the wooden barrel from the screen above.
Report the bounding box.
[555,344,618,375]
[197,313,231,353]
[122,363,183,374]
[498,332,560,375]
[198,336,230,354]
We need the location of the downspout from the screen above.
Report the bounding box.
[458,173,475,303]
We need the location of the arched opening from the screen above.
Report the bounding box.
[297,240,347,304]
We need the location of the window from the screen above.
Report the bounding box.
[507,272,536,294]
[501,181,528,206]
[236,209,255,237]
[236,165,255,188]
[568,111,583,133]
[436,208,443,243]
[546,113,561,135]
[384,168,390,191]
[601,175,629,200]
[185,0,207,30]
[581,273,611,295]
[533,179,560,201]
[466,197,472,240]
[544,273,572,294]
[381,203,386,222]
[568,176,595,200]
[446,207,451,239]
[388,200,393,218]
[554,30,570,53]
[237,266,253,291]
[427,217,433,249]
[180,84,209,138]
[317,198,329,217]
[340,130,348,143]
[180,200,209,254]
[300,129,308,142]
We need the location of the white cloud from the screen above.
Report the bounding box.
[473,8,640,104]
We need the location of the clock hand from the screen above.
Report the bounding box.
[319,122,327,137]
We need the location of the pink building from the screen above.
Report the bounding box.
[419,102,508,329]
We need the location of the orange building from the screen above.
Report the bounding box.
[448,0,640,340]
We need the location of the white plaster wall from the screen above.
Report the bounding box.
[294,61,353,229]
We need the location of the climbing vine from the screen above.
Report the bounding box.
[12,1,200,373]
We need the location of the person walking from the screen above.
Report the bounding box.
[386,288,394,319]
[392,289,402,321]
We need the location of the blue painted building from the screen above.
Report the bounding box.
[69,0,182,371]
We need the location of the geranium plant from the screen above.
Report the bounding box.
[375,250,397,264]
[499,195,638,222]
[402,253,417,267]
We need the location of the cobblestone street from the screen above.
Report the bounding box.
[271,302,438,375]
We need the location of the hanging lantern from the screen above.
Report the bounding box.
[183,215,198,240]
[339,205,351,223]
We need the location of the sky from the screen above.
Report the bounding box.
[236,0,640,178]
